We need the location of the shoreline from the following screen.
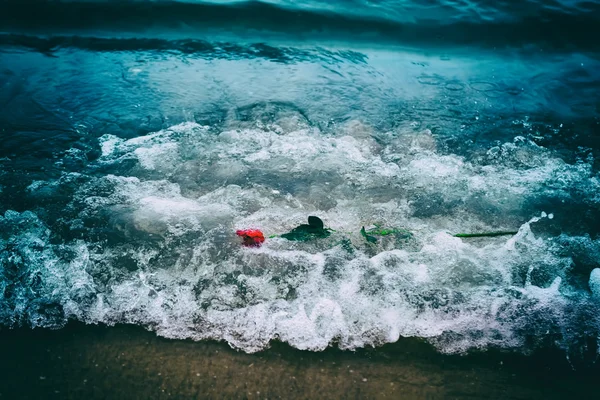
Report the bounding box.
[0,323,597,399]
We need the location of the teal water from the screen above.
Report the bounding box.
[0,0,599,365]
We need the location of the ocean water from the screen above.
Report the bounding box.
[1,0,599,362]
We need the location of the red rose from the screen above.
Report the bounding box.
[235,229,265,247]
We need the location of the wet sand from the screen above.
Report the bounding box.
[0,323,597,399]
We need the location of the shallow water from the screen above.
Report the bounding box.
[1,0,599,363]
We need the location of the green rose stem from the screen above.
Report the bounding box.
[453,231,518,238]
[267,223,517,240]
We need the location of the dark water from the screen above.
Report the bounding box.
[1,0,600,367]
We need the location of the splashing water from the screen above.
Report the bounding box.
[2,118,599,356]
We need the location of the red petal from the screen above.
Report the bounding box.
[236,229,265,247]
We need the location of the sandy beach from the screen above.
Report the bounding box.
[0,323,597,399]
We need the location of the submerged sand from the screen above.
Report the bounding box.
[0,323,597,399]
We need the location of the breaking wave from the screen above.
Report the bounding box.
[2,119,599,355]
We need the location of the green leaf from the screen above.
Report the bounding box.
[360,226,377,243]
[338,238,355,254]
[364,226,413,238]
[280,216,331,241]
[308,216,324,230]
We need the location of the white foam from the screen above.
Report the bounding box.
[590,269,600,299]
[3,120,599,356]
